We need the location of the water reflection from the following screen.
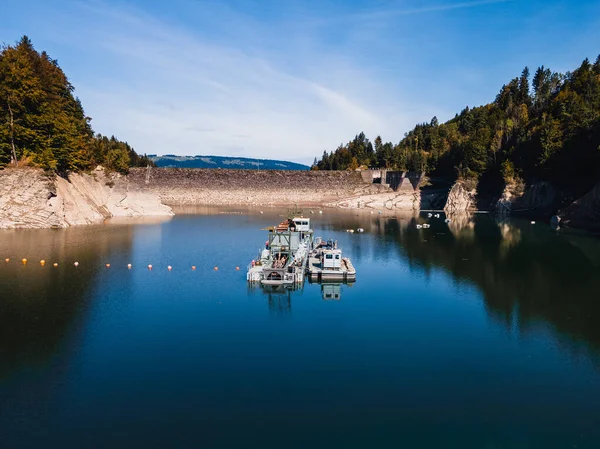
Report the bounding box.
[0,226,134,380]
[321,284,341,301]
[325,211,600,355]
[249,284,293,314]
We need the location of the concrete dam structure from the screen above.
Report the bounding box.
[128,168,397,207]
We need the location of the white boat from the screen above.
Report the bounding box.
[307,238,356,283]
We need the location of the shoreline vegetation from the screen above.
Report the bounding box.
[312,56,600,226]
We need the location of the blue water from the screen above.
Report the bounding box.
[1,209,599,448]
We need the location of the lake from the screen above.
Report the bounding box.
[1,208,600,449]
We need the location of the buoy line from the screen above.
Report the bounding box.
[2,258,247,272]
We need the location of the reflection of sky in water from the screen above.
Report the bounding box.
[1,210,599,448]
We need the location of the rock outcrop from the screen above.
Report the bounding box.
[558,181,600,231]
[0,167,172,229]
[495,181,556,215]
[444,182,476,213]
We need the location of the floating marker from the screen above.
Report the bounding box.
[319,210,323,214]
[214,266,219,271]
[105,263,111,268]
[531,221,536,224]
[74,262,79,267]
[167,265,172,271]
[22,258,28,264]
[5,258,10,263]
[53,263,58,267]
[40,260,46,266]
[260,211,263,214]
[148,264,153,270]
[127,263,132,269]
[235,266,240,271]
[192,265,196,270]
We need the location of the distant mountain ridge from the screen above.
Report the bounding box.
[148,154,309,170]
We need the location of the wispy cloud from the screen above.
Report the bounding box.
[313,0,514,26]
[374,0,514,17]
[55,1,411,163]
[9,0,576,164]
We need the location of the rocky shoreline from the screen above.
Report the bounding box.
[2,167,599,231]
[0,167,172,229]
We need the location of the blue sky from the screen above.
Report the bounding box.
[3,0,600,164]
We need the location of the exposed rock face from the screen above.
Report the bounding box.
[0,167,172,229]
[328,190,420,211]
[559,181,600,230]
[444,182,476,213]
[495,181,556,215]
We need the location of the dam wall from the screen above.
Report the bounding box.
[128,168,393,206]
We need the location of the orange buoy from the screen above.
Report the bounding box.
[5,258,9,263]
[105,263,111,268]
[214,266,218,271]
[53,263,58,267]
[167,265,172,271]
[191,265,196,270]
[235,266,240,271]
[148,264,153,270]
[22,258,28,264]
[127,263,132,269]
[40,260,46,266]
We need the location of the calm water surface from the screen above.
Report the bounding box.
[1,208,600,448]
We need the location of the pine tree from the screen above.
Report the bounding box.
[0,36,151,172]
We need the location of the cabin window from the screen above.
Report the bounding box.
[335,255,340,259]
[326,254,333,259]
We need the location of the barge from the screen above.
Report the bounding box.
[247,214,313,287]
[307,238,356,283]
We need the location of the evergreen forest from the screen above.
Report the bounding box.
[315,56,600,196]
[0,36,152,174]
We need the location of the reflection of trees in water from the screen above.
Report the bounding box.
[411,216,600,354]
[0,226,134,380]
[326,211,600,355]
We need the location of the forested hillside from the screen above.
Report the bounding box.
[316,57,600,196]
[0,36,152,173]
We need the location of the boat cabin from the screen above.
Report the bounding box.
[292,217,311,232]
[322,249,342,269]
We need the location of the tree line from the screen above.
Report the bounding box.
[315,56,600,194]
[0,36,153,174]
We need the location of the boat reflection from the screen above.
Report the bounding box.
[248,283,294,314]
[321,283,341,300]
[248,279,351,313]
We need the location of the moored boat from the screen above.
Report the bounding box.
[247,213,313,287]
[307,238,356,283]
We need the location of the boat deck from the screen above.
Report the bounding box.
[307,256,356,283]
